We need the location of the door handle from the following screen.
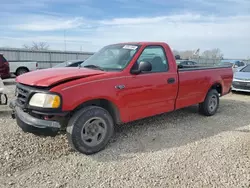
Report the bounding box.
[115,85,125,89]
[167,78,175,84]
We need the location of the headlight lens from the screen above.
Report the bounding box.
[29,93,61,108]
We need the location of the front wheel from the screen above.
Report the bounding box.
[66,106,114,155]
[199,89,219,116]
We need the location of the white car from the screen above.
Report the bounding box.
[232,64,250,92]
[8,61,38,76]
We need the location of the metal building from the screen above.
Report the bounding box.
[0,48,94,69]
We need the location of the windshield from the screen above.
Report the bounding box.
[240,64,250,72]
[80,44,140,71]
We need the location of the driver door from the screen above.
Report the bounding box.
[121,45,178,121]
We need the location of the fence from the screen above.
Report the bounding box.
[0,48,94,69]
[190,58,250,66]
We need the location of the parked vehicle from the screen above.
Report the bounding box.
[0,54,10,79]
[219,60,246,73]
[232,64,250,92]
[176,60,197,66]
[52,60,84,68]
[8,61,38,76]
[9,42,233,155]
[233,61,246,68]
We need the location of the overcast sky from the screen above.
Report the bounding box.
[1,0,250,58]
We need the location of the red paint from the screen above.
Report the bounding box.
[16,67,105,86]
[16,42,233,123]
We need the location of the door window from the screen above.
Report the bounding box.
[135,46,169,72]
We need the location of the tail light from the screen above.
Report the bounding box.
[3,61,9,66]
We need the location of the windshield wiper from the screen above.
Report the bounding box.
[83,65,104,71]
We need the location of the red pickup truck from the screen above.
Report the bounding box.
[10,42,233,155]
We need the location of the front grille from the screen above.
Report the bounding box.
[232,81,250,90]
[16,84,30,108]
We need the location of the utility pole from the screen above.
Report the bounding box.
[64,30,66,51]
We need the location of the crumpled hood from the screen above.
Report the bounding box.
[16,67,106,87]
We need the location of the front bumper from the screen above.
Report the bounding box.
[9,100,62,129]
[231,86,250,92]
[231,80,250,93]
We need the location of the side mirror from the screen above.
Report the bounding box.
[139,61,152,72]
[131,61,152,74]
[234,65,238,68]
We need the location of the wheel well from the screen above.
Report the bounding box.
[210,83,222,95]
[73,99,121,124]
[16,67,29,74]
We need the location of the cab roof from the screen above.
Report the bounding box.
[115,41,168,46]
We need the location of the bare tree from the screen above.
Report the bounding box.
[173,48,223,60]
[172,50,180,56]
[173,50,200,60]
[23,42,49,50]
[179,50,195,60]
[201,48,223,59]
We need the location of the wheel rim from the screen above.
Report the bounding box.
[208,95,217,112]
[81,117,107,147]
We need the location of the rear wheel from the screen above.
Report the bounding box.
[199,89,219,116]
[66,106,114,155]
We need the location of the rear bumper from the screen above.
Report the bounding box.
[9,100,62,129]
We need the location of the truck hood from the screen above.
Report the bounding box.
[16,67,106,87]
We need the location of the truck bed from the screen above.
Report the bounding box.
[176,65,233,109]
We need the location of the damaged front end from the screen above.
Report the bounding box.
[9,83,70,136]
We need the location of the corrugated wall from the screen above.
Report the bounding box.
[0,48,94,69]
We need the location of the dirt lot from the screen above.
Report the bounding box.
[1,79,250,188]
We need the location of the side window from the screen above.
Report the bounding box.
[69,63,79,67]
[136,46,168,72]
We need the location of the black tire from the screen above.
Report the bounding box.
[66,106,114,155]
[16,115,59,137]
[199,89,219,116]
[16,68,28,76]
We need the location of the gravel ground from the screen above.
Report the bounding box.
[1,79,250,188]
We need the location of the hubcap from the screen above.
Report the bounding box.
[208,95,217,112]
[81,117,107,147]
